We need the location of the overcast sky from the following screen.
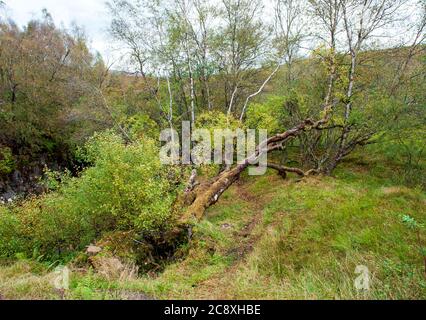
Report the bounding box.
[3,0,113,58]
[2,0,420,65]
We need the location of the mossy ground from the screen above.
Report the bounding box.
[1,153,425,300]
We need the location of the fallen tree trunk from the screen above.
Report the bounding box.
[137,117,332,267]
[267,163,321,179]
[267,163,304,178]
[178,118,327,225]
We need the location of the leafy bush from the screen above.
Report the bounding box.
[245,96,286,135]
[194,111,244,176]
[0,206,25,257]
[195,111,242,132]
[0,147,15,176]
[366,130,426,189]
[124,114,160,141]
[0,132,185,260]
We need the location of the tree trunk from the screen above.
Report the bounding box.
[177,118,327,225]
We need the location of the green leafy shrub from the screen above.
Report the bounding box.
[193,111,244,176]
[245,96,286,135]
[124,114,160,141]
[0,206,25,257]
[0,132,185,260]
[41,168,73,192]
[0,147,16,176]
[196,111,242,132]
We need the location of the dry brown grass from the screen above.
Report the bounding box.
[90,256,139,281]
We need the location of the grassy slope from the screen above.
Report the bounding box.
[0,156,425,300]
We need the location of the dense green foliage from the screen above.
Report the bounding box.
[0,146,14,175]
[245,96,286,135]
[1,162,425,300]
[0,11,115,185]
[0,0,424,300]
[0,133,184,260]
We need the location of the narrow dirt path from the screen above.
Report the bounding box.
[191,176,281,299]
[226,180,266,260]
